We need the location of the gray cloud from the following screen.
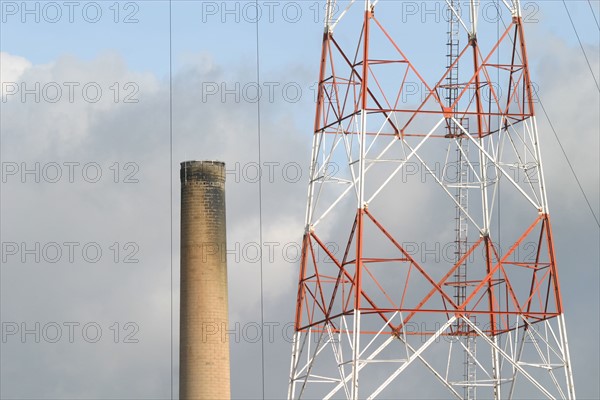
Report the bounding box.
[1,15,598,400]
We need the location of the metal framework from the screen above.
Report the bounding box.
[444,2,476,397]
[288,0,576,399]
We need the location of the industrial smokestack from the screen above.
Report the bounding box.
[180,160,230,400]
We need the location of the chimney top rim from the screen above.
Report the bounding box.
[181,160,225,166]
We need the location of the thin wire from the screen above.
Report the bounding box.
[0,18,3,396]
[537,97,600,228]
[588,0,600,30]
[169,1,174,398]
[254,0,266,397]
[562,0,600,92]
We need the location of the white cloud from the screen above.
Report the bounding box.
[0,52,32,96]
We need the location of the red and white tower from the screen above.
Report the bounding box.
[288,1,576,398]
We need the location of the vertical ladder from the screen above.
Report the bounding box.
[465,315,477,400]
[446,2,476,399]
[445,9,459,120]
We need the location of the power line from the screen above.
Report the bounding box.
[537,97,600,228]
[588,0,600,30]
[169,2,174,398]
[254,1,266,398]
[562,0,600,92]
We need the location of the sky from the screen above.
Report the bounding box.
[0,1,598,399]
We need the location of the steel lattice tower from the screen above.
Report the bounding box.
[288,0,576,399]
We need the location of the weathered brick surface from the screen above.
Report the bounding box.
[180,161,230,400]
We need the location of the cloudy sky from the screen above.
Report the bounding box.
[0,1,598,399]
